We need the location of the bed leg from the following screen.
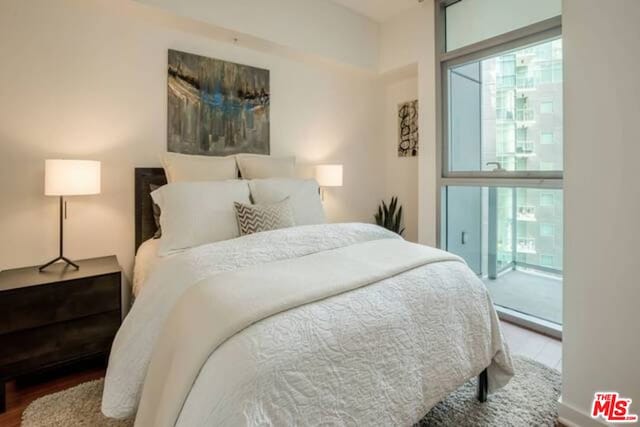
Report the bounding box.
[477,368,488,402]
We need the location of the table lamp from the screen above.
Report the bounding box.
[40,159,101,272]
[315,164,343,201]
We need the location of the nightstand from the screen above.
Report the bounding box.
[0,256,121,413]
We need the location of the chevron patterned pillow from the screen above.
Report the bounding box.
[234,197,295,236]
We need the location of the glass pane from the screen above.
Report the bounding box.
[445,0,561,52]
[443,186,563,324]
[448,38,563,173]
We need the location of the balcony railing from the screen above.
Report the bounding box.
[516,77,536,90]
[516,141,534,154]
[517,240,536,254]
[516,109,535,122]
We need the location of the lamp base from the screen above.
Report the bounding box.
[39,256,79,272]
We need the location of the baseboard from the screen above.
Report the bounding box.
[558,397,608,427]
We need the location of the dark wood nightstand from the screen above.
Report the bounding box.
[0,256,121,413]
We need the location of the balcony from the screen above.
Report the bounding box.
[484,268,562,324]
[516,206,536,222]
[515,109,535,122]
[516,77,536,91]
[515,141,535,156]
[444,187,563,330]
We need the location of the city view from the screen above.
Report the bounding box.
[446,38,563,324]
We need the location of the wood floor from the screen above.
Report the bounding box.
[500,320,563,371]
[0,361,105,427]
[0,320,561,427]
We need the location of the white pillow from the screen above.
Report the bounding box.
[236,154,296,179]
[161,152,237,183]
[248,178,325,226]
[151,181,250,255]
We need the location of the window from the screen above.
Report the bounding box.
[540,192,555,207]
[517,205,536,221]
[517,238,536,254]
[541,132,554,144]
[497,55,516,88]
[540,101,554,114]
[540,223,555,237]
[446,38,563,174]
[496,124,515,152]
[439,5,563,328]
[540,161,554,171]
[537,62,553,83]
[516,127,528,141]
[516,158,528,170]
[552,61,563,83]
[496,90,515,120]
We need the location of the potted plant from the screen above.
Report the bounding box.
[374,196,405,236]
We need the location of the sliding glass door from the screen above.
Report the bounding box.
[443,186,563,325]
[436,6,563,334]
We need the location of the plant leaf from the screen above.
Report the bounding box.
[395,205,403,234]
[383,201,391,229]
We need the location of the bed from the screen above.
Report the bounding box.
[102,167,514,426]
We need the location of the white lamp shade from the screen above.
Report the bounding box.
[315,164,343,187]
[44,159,101,196]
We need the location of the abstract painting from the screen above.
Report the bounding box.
[398,100,418,157]
[167,49,270,156]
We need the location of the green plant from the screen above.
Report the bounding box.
[374,196,405,236]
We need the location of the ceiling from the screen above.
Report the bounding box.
[331,0,419,23]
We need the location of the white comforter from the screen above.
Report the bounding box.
[103,223,513,426]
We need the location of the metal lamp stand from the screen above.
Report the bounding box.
[39,196,79,272]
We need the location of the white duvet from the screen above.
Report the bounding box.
[103,223,513,426]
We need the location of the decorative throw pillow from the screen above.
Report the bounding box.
[149,184,162,239]
[234,198,295,236]
[151,180,251,255]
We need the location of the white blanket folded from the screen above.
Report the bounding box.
[135,240,462,426]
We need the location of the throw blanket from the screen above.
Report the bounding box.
[103,224,514,426]
[135,240,462,427]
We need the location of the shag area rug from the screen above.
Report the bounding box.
[22,356,560,426]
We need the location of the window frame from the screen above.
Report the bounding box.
[435,1,563,248]
[440,26,563,180]
[435,1,563,337]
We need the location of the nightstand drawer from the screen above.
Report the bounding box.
[0,310,120,378]
[0,273,120,335]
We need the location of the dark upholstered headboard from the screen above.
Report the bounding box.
[135,168,167,252]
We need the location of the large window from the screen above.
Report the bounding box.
[437,3,563,333]
[446,38,563,174]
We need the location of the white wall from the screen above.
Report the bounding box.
[381,75,419,242]
[560,0,640,425]
[134,0,380,70]
[379,8,421,74]
[416,4,438,247]
[378,4,436,246]
[0,0,385,291]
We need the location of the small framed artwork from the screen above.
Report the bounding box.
[398,100,418,157]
